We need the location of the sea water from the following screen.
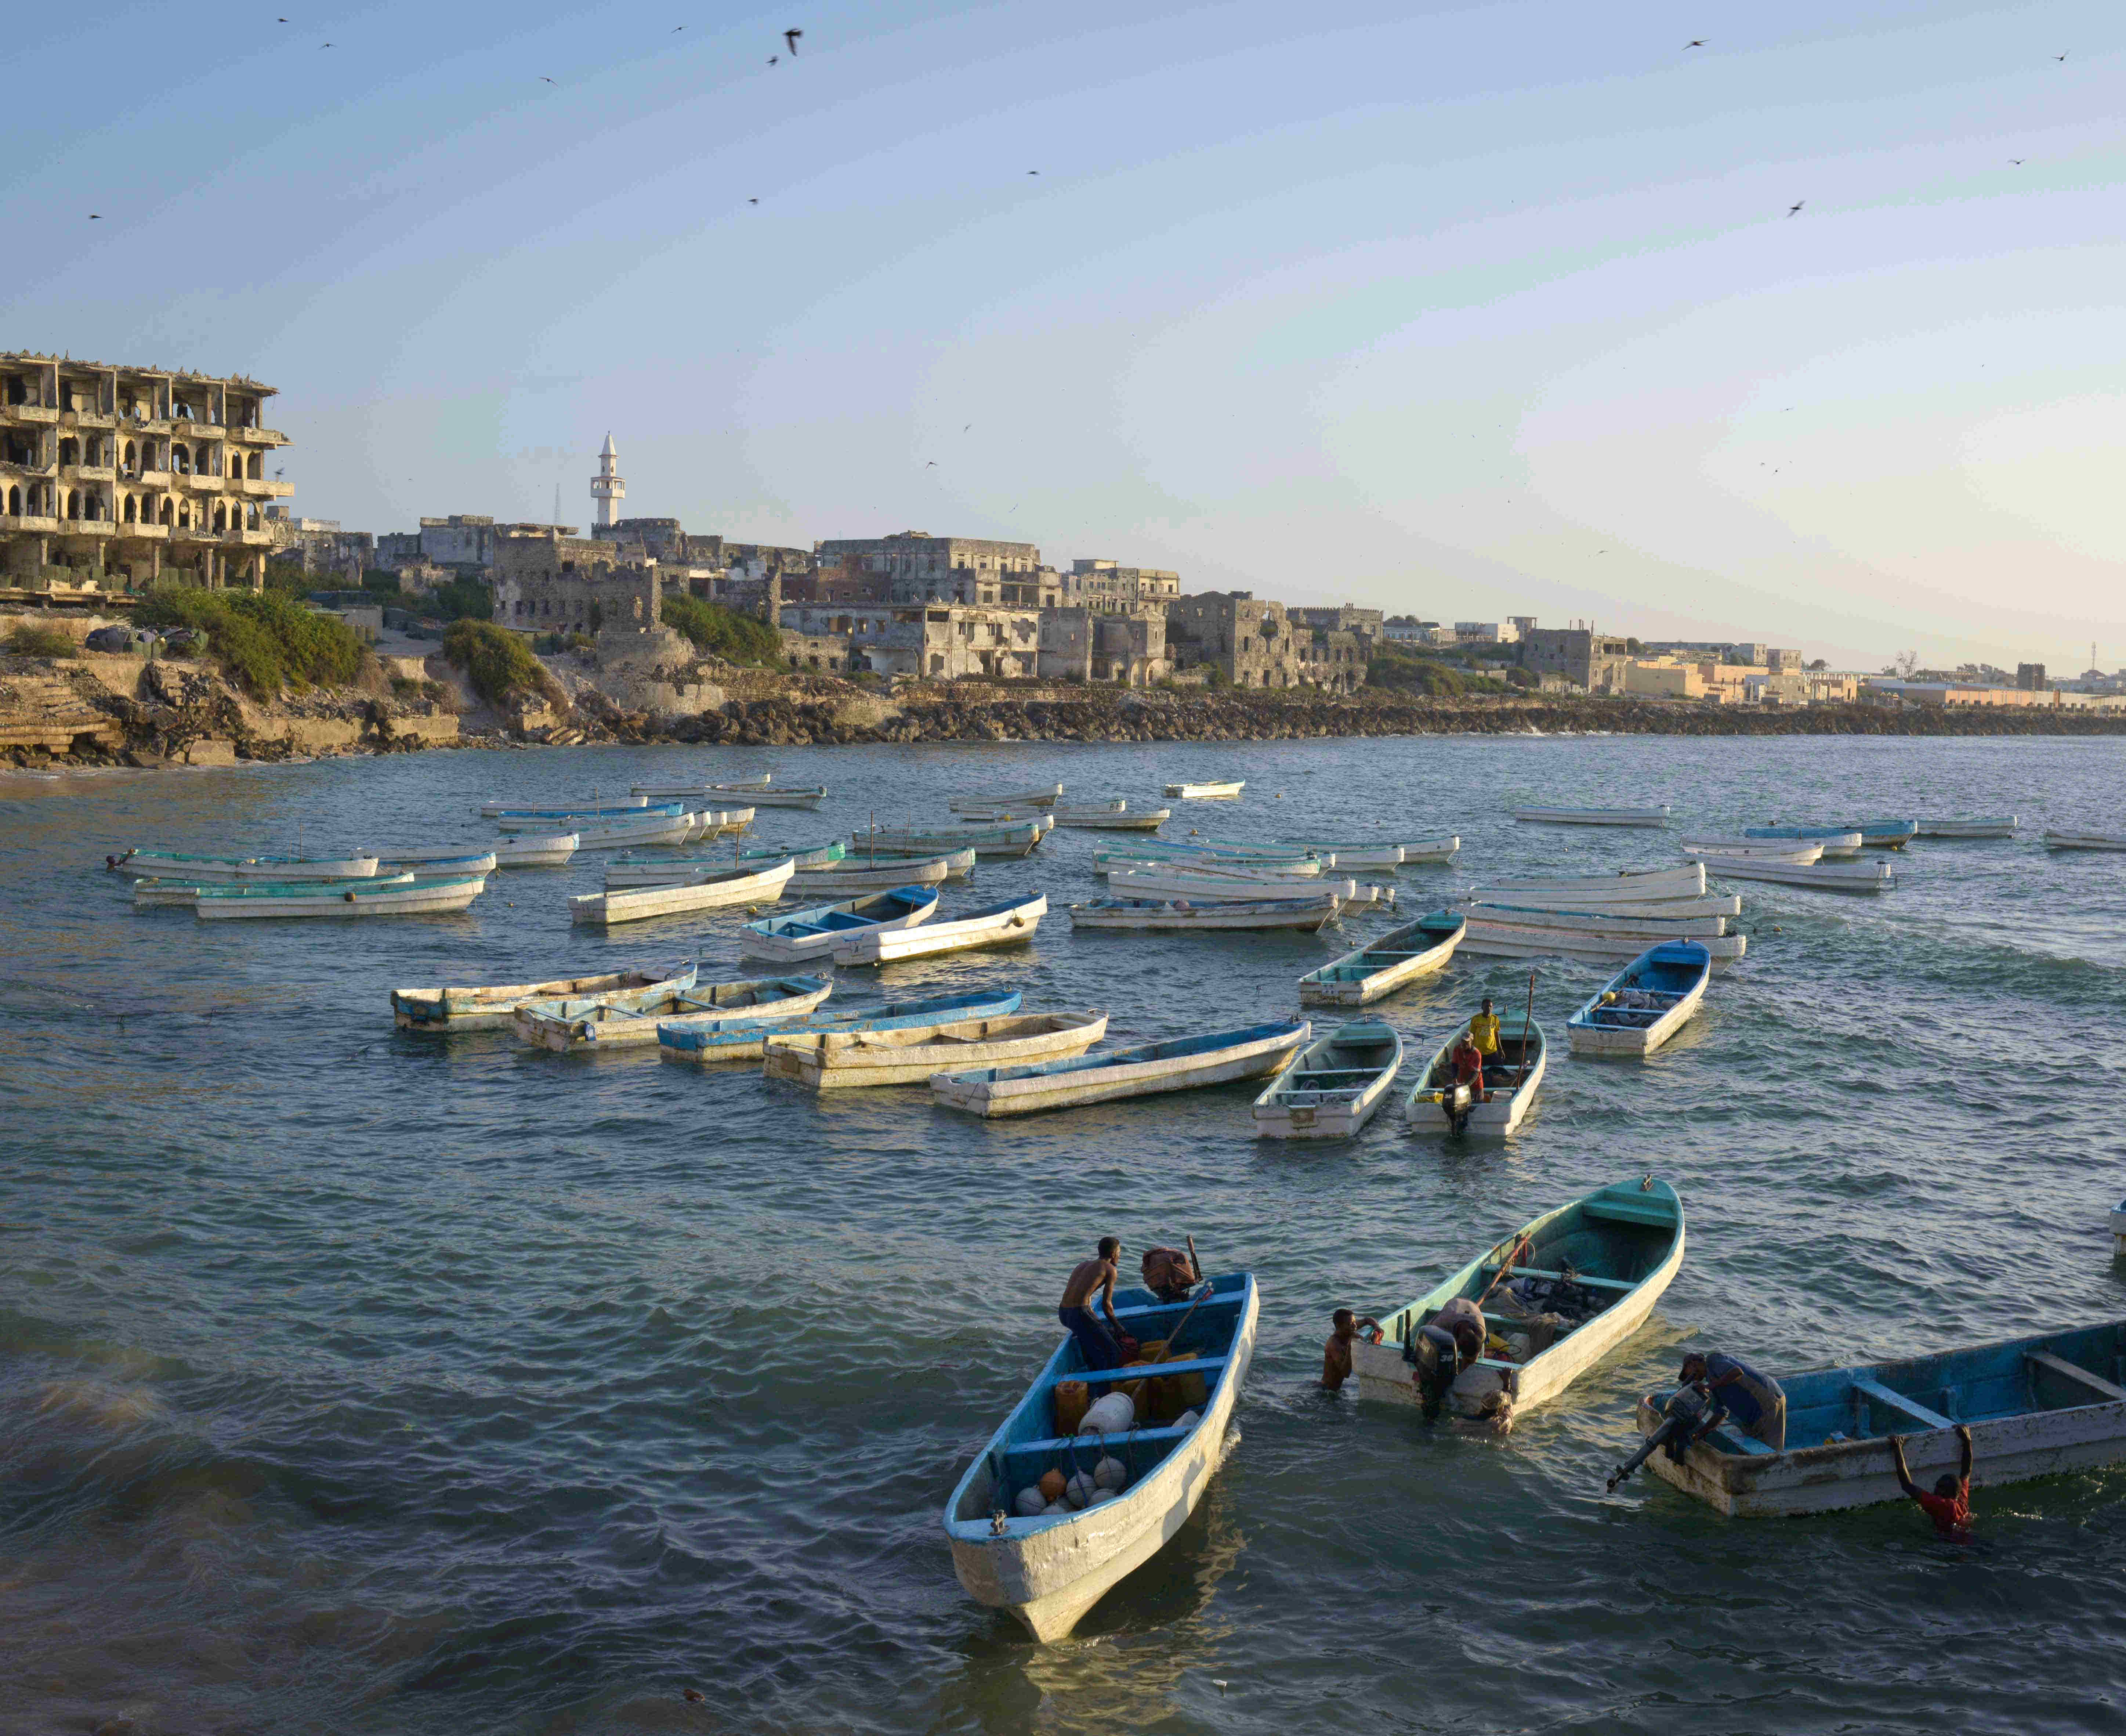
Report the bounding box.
[3,733,2125,1734]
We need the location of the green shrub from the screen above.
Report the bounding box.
[443,619,560,706]
[136,586,368,695]
[660,593,783,664]
[6,625,76,658]
[429,578,494,623]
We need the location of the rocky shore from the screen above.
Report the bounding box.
[6,650,2123,773]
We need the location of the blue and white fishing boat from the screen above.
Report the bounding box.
[1352,1178,1684,1429]
[1631,1319,2126,1517]
[515,974,830,1053]
[1566,941,1711,1057]
[372,848,500,875]
[944,1271,1258,1641]
[931,1020,1309,1117]
[739,885,939,962]
[1404,1015,1546,1136]
[191,874,486,919]
[486,799,670,822]
[855,820,1046,858]
[658,988,1022,1065]
[391,962,699,1033]
[110,848,380,882]
[1298,910,1466,1006]
[1253,1019,1404,1138]
[1747,821,1914,850]
[738,838,846,867]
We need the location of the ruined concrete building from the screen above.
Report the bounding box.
[814,532,1041,606]
[1037,609,1168,686]
[1,352,291,590]
[264,511,374,580]
[1062,560,1181,614]
[1165,592,1366,692]
[491,525,661,639]
[779,602,1040,679]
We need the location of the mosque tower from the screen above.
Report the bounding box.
[590,433,625,529]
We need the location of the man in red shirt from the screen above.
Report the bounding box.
[1890,1424,1974,1543]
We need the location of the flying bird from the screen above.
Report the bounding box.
[785,28,802,53]
[963,423,972,431]
[1685,38,1705,48]
[540,75,557,82]
[89,213,101,220]
[748,196,758,204]
[767,54,778,64]
[673,24,684,30]
[1786,200,1805,217]
[2010,158,2025,165]
[925,460,937,467]
[2054,51,2067,61]
[1028,170,1039,175]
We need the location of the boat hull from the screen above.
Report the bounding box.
[2044,832,2126,851]
[1253,1021,1402,1138]
[1510,806,1670,827]
[763,1011,1108,1088]
[1298,914,1464,1005]
[660,989,1023,1065]
[1566,942,1711,1056]
[570,861,795,927]
[1403,1019,1546,1136]
[516,977,831,1053]
[1473,864,1706,903]
[490,832,580,867]
[193,876,485,919]
[1070,896,1341,932]
[1696,855,1892,891]
[391,965,698,1032]
[830,895,1046,965]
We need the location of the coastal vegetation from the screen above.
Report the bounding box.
[5,624,76,658]
[136,585,369,695]
[1366,644,1511,697]
[659,593,784,665]
[443,618,563,706]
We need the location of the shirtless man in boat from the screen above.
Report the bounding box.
[1058,1237,1134,1370]
[1891,1424,1974,1543]
[1320,1307,1382,1391]
[1678,1350,1787,1450]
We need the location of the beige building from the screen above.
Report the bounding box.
[1063,559,1181,614]
[1037,607,1169,686]
[780,602,1040,679]
[1,352,291,590]
[491,526,661,639]
[814,532,1042,606]
[1165,592,1365,692]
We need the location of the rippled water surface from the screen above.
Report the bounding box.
[5,734,2126,1735]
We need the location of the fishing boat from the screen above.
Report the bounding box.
[1567,942,1712,1057]
[1510,805,1672,827]
[492,801,676,829]
[1403,1015,1546,1135]
[1680,839,1824,865]
[1460,916,1746,967]
[603,850,788,887]
[735,785,825,809]
[948,784,1063,811]
[1107,867,1361,902]
[372,847,500,874]
[569,859,795,928]
[738,838,845,867]
[787,856,956,894]
[109,848,381,882]
[658,988,1021,1066]
[829,892,1046,965]
[688,807,756,838]
[1742,825,1868,854]
[1482,893,1742,920]
[568,811,700,850]
[1069,894,1343,933]
[738,885,940,961]
[139,871,415,907]
[1277,836,1460,868]
[1695,855,1892,892]
[2043,830,2126,852]
[1468,902,1729,940]
[854,821,1046,858]
[1095,843,1319,875]
[948,805,1041,823]
[932,1020,1308,1117]
[482,797,647,818]
[1630,1319,2126,1518]
[764,1010,1109,1089]
[515,974,830,1053]
[491,832,580,868]
[391,963,699,1033]
[943,1270,1258,1642]
[1163,780,1246,799]
[1253,1019,1403,1138]
[191,874,487,920]
[1052,801,1170,830]
[1298,910,1466,1006]
[1352,1178,1684,1428]
[1471,864,1706,904]
[1916,817,2018,838]
[1845,820,1919,849]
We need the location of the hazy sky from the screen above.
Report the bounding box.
[7,0,2121,669]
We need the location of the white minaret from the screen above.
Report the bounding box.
[591,432,625,530]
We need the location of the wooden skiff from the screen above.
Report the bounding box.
[1565,941,1712,1056]
[763,1010,1108,1088]
[1298,910,1466,1005]
[1510,806,1671,827]
[931,1020,1308,1117]
[1069,894,1343,933]
[1403,1016,1546,1135]
[739,886,940,961]
[569,859,795,927]
[1253,1019,1403,1138]
[829,892,1045,965]
[111,849,381,882]
[392,963,699,1033]
[515,974,830,1053]
[658,988,1021,1065]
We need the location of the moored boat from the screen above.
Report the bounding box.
[482,797,647,818]
[109,848,381,882]
[738,838,845,867]
[1471,864,1706,904]
[1695,855,1892,892]
[739,885,939,961]
[787,855,957,894]
[1681,840,1823,865]
[1845,820,1919,849]
[1069,894,1343,933]
[493,801,674,829]
[1298,910,1466,1005]
[854,821,1045,858]
[1510,805,1671,827]
[1467,901,1729,939]
[491,832,580,868]
[543,810,697,849]
[139,871,416,907]
[948,784,1063,811]
[2043,830,2126,851]
[515,974,830,1053]
[1915,817,2018,838]
[1566,941,1712,1056]
[1052,801,1169,829]
[1474,893,1741,921]
[1630,1319,2126,1518]
[1094,842,1319,875]
[1404,1015,1546,1135]
[1253,1019,1403,1138]
[1107,867,1360,902]
[569,859,795,927]
[657,987,1021,1065]
[1276,836,1459,868]
[734,785,825,809]
[829,891,1046,965]
[391,963,699,1032]
[372,847,501,874]
[932,1019,1308,1117]
[192,874,486,919]
[764,1009,1108,1088]
[1353,1178,1684,1428]
[1163,779,1245,799]
[943,1271,1257,1641]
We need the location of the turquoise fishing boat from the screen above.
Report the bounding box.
[1629,1319,2126,1517]
[1565,941,1711,1057]
[1297,909,1465,1006]
[657,988,1021,1065]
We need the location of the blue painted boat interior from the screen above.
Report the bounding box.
[748,887,935,937]
[945,1274,1253,1534]
[1567,943,1710,1029]
[1684,1322,2126,1458]
[1381,1180,1682,1349]
[1419,1018,1542,1090]
[1272,1021,1400,1096]
[658,988,1021,1052]
[1302,911,1465,981]
[955,1021,1302,1083]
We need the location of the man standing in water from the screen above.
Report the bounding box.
[1678,1349,1788,1450]
[1320,1307,1382,1391]
[1058,1236,1132,1370]
[1891,1425,1974,1543]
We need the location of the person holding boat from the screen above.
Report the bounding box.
[1321,1307,1383,1392]
[1890,1424,1974,1543]
[1678,1350,1787,1450]
[1058,1237,1136,1370]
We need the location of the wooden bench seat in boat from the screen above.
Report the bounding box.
[1580,1196,1681,1228]
[1709,1424,1778,1455]
[1075,1355,1227,1388]
[1849,1375,1955,1432]
[999,1419,1200,1462]
[1481,1262,1640,1293]
[2024,1350,2126,1404]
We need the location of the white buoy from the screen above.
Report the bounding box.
[1176,1408,1200,1430]
[1093,1455,1128,1492]
[1087,1489,1118,1505]
[1015,1486,1047,1518]
[1078,1392,1135,1435]
[1064,1471,1098,1509]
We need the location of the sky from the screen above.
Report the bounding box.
[6,0,2122,671]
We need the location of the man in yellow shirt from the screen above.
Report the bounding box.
[1468,997,1502,1062]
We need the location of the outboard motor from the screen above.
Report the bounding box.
[1607,1383,1725,1491]
[1401,1321,1462,1421]
[1443,1079,1474,1135]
